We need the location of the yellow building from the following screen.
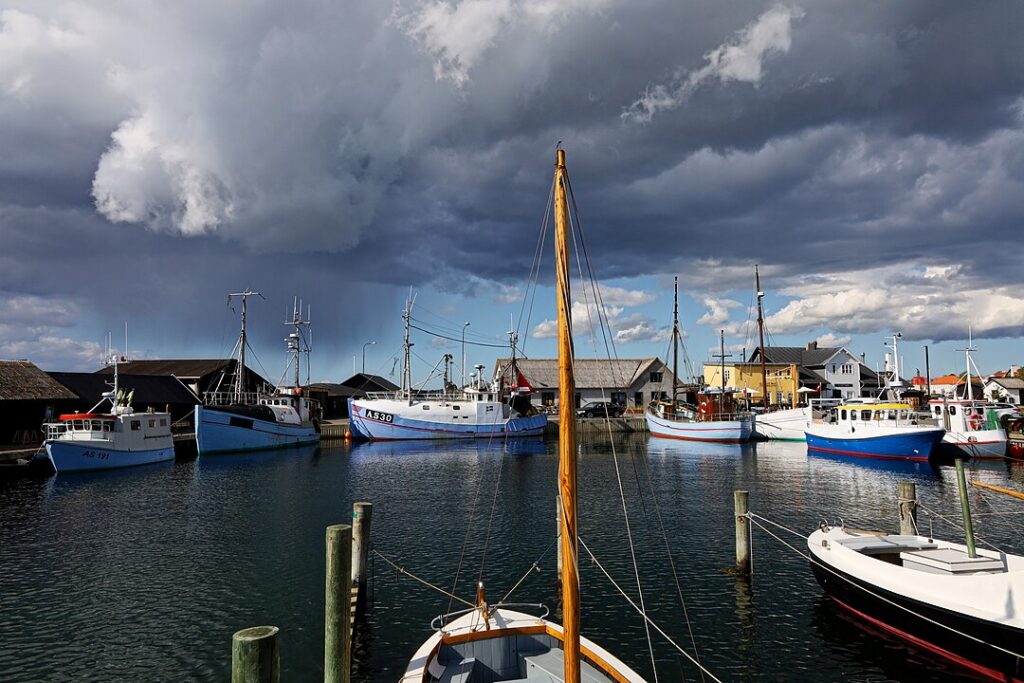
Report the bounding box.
[702,362,800,408]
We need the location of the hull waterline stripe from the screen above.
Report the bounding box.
[807,444,930,461]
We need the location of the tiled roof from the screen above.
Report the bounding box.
[752,346,844,367]
[493,358,668,390]
[931,374,961,385]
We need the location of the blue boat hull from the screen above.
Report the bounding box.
[806,430,944,462]
[348,399,547,441]
[195,405,320,454]
[45,440,175,473]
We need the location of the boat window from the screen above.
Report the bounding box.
[160,419,167,427]
[453,405,460,411]
[887,410,897,420]
[149,419,156,428]
[422,405,430,410]
[131,420,141,431]
[102,422,111,432]
[898,410,908,420]
[949,406,957,416]
[861,410,872,421]
[933,406,941,415]
[840,409,847,420]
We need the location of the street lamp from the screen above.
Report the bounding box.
[461,321,470,386]
[362,340,376,374]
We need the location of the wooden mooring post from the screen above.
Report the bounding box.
[735,490,751,575]
[351,501,372,616]
[897,481,917,535]
[325,524,353,683]
[231,626,280,683]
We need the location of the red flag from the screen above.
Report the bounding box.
[512,369,533,393]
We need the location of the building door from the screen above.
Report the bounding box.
[634,391,643,407]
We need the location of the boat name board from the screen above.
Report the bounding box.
[364,409,394,423]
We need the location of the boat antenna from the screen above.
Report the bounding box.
[227,289,263,404]
[755,265,768,410]
[959,325,976,401]
[553,147,581,683]
[402,290,416,404]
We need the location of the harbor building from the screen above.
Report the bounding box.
[0,360,77,446]
[308,373,400,419]
[493,357,678,409]
[48,372,201,424]
[95,359,270,402]
[984,376,1024,404]
[701,361,801,408]
[743,341,883,400]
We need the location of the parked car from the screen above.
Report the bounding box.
[576,402,625,418]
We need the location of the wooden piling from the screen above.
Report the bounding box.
[897,481,918,535]
[325,524,352,683]
[231,626,280,683]
[734,490,751,575]
[351,502,373,609]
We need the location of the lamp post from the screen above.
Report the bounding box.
[362,341,376,374]
[461,322,470,386]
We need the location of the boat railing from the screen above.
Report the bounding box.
[362,390,502,403]
[430,603,549,631]
[42,424,114,442]
[204,391,259,406]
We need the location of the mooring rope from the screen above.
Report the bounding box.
[499,536,557,604]
[578,537,726,683]
[743,513,1024,662]
[372,549,475,608]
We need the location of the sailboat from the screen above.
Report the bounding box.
[400,149,647,682]
[195,293,321,454]
[645,281,752,443]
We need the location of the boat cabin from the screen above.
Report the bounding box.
[927,400,1000,432]
[824,402,919,426]
[44,411,171,447]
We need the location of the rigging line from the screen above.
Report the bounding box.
[744,516,1024,662]
[476,439,506,584]
[517,174,557,343]
[447,461,490,615]
[635,439,706,682]
[916,503,1003,552]
[371,549,475,608]
[408,324,514,349]
[565,182,658,682]
[578,537,726,683]
[499,536,558,604]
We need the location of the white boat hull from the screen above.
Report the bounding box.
[45,440,174,473]
[645,410,752,443]
[752,407,810,441]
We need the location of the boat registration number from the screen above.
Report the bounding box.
[81,449,110,460]
[365,410,394,423]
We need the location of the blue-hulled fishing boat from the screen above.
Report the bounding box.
[805,402,945,461]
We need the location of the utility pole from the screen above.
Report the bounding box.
[755,265,768,410]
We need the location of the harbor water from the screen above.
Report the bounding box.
[1,435,1021,682]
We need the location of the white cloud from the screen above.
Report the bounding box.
[0,293,103,370]
[530,281,666,343]
[814,332,851,347]
[696,296,741,327]
[624,4,805,122]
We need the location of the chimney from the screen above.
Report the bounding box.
[806,341,818,351]
[860,352,866,363]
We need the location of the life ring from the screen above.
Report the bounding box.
[968,414,983,430]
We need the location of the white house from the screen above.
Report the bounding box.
[749,342,881,400]
[984,377,1024,404]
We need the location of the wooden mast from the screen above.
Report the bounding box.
[553,147,580,683]
[672,276,680,407]
[755,265,768,410]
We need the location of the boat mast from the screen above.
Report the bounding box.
[285,297,310,389]
[672,276,679,406]
[755,265,768,410]
[964,326,975,401]
[720,330,726,417]
[228,290,260,404]
[402,293,414,404]
[553,147,580,683]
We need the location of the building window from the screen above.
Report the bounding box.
[541,391,555,406]
[776,391,783,405]
[574,393,581,408]
[841,364,852,373]
[649,372,663,383]
[634,392,643,406]
[611,392,626,405]
[723,370,730,383]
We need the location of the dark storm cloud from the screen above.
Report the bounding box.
[2,0,1024,357]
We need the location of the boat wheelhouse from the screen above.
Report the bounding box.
[805,402,945,461]
[928,400,1008,459]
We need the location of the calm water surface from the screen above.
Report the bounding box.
[1,435,1021,682]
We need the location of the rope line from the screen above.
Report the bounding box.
[917,503,1003,552]
[372,549,475,608]
[499,536,557,604]
[578,537,725,683]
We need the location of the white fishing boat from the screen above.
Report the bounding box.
[43,355,174,473]
[399,148,648,683]
[195,293,321,454]
[927,336,1008,459]
[752,399,842,442]
[809,465,1024,681]
[349,302,545,441]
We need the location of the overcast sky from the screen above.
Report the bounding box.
[2,1,1023,384]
